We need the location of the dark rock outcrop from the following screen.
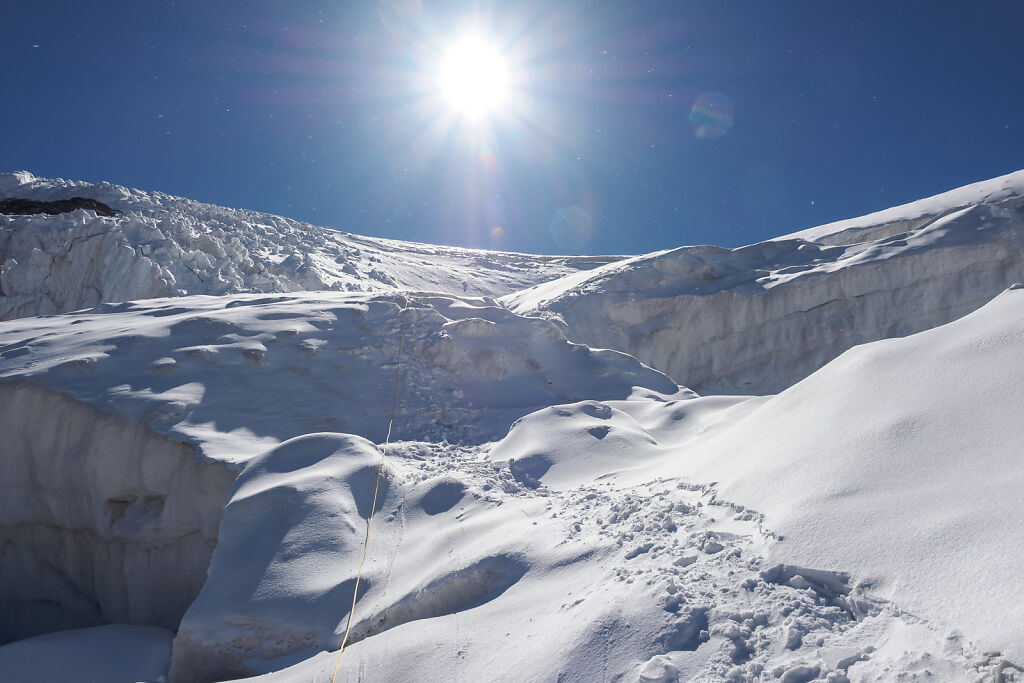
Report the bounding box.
[0,197,120,217]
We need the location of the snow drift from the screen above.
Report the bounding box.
[0,292,679,461]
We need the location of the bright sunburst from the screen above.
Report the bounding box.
[437,35,510,119]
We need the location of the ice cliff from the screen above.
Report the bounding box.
[505,170,1024,394]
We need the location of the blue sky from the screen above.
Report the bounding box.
[3,1,1022,255]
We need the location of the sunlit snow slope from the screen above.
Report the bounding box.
[2,170,1023,683]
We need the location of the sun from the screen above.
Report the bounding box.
[437,35,510,119]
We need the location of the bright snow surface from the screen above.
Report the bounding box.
[1,171,1023,682]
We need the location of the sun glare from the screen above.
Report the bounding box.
[437,35,510,119]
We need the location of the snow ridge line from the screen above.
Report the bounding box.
[331,295,409,681]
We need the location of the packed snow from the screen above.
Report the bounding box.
[1,171,1023,682]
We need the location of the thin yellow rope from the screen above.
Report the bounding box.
[330,297,408,683]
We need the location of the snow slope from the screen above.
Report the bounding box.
[2,171,1024,682]
[0,171,617,321]
[505,177,1024,394]
[667,285,1024,662]
[493,285,1024,667]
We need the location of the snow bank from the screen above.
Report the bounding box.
[169,432,682,683]
[0,171,617,321]
[168,434,394,682]
[506,197,1024,394]
[455,287,1024,676]
[0,292,680,465]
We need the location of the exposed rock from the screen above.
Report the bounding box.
[0,197,120,217]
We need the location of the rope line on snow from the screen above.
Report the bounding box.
[330,296,409,683]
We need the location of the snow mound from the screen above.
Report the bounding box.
[488,400,659,489]
[168,431,692,682]
[506,194,1024,394]
[169,433,395,682]
[0,171,618,321]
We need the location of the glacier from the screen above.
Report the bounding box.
[1,170,1023,682]
[504,170,1024,394]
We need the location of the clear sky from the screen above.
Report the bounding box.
[3,1,1022,255]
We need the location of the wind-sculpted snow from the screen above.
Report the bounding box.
[0,171,617,321]
[506,195,1024,394]
[0,288,682,659]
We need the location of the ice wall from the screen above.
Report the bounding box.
[506,199,1024,394]
[0,381,236,644]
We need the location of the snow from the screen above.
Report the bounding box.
[0,292,678,463]
[504,190,1024,394]
[2,170,1024,682]
[0,171,618,321]
[0,624,173,683]
[662,287,1024,662]
[777,168,1024,245]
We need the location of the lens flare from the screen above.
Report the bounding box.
[549,206,593,251]
[689,92,734,139]
[478,148,498,172]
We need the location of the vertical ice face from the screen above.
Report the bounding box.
[0,381,236,644]
[506,199,1024,395]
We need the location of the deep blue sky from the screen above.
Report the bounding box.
[3,1,1022,255]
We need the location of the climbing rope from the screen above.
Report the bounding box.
[330,296,409,683]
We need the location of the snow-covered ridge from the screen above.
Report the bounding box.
[0,171,618,321]
[777,167,1024,245]
[506,190,1024,394]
